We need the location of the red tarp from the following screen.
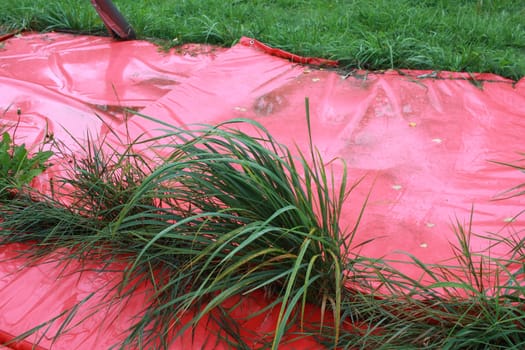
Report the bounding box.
[1,32,524,349]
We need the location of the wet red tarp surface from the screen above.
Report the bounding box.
[1,32,525,349]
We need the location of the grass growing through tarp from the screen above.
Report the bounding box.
[1,0,524,79]
[0,111,524,349]
[329,218,525,349]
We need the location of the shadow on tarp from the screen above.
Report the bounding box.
[0,32,524,349]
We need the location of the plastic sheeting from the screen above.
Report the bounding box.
[1,32,525,349]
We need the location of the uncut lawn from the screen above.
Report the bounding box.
[0,0,524,79]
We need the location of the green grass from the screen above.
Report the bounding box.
[0,120,53,200]
[0,106,524,349]
[0,109,356,348]
[0,0,524,79]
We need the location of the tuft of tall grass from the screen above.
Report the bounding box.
[0,102,360,348]
[327,213,525,349]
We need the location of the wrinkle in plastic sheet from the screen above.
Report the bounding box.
[1,33,525,349]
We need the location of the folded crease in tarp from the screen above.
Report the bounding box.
[0,32,524,349]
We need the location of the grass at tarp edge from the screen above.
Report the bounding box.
[0,0,524,80]
[0,114,524,349]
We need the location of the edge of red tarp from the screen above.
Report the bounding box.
[1,30,522,84]
[0,32,18,42]
[0,330,48,350]
[238,36,522,84]
[239,36,338,67]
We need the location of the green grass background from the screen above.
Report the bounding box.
[1,0,524,79]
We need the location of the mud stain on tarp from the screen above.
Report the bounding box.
[253,91,287,116]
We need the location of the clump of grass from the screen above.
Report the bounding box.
[1,108,525,349]
[0,101,359,348]
[118,109,363,348]
[325,211,525,349]
[0,0,102,34]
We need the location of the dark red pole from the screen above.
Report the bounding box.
[90,0,136,40]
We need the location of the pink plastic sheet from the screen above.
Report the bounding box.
[1,32,525,348]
